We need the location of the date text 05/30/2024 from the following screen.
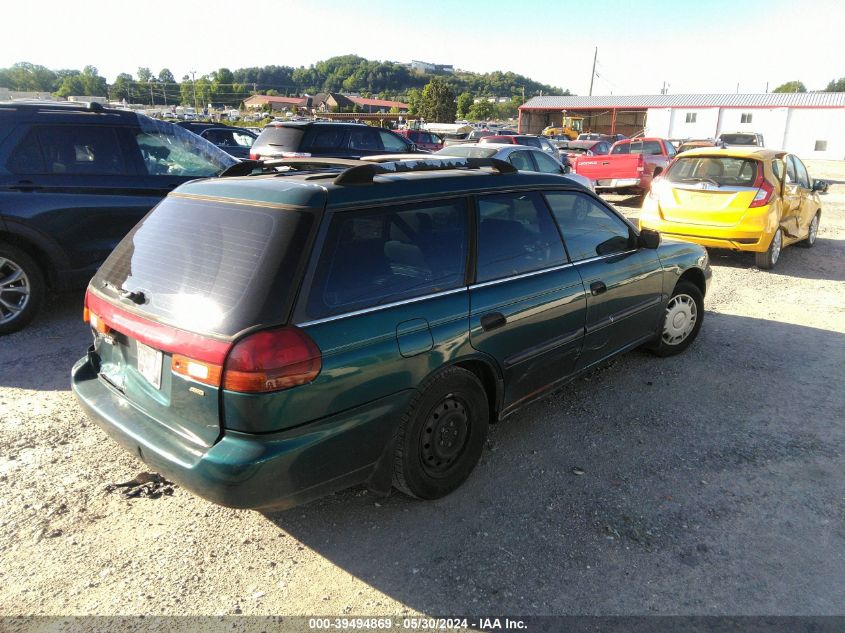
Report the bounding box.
[307,618,528,630]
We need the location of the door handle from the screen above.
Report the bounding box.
[590,281,607,296]
[480,312,507,331]
[9,180,42,191]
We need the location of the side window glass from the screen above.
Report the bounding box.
[303,128,346,151]
[348,128,382,151]
[507,151,534,171]
[545,191,633,261]
[136,131,222,176]
[308,199,468,317]
[611,143,630,155]
[476,192,567,283]
[232,132,254,148]
[664,141,677,157]
[772,159,784,183]
[792,156,810,188]
[7,129,46,174]
[36,125,126,175]
[532,151,563,174]
[379,130,410,152]
[786,156,797,184]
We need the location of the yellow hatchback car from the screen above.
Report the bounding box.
[640,148,824,269]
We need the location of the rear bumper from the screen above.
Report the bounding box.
[71,354,413,510]
[640,221,771,252]
[594,177,643,191]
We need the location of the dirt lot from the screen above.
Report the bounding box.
[1,161,843,617]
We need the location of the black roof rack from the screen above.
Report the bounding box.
[333,157,517,185]
[0,100,120,115]
[218,156,518,183]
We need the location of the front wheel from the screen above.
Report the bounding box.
[798,212,820,248]
[650,281,703,357]
[0,242,45,335]
[393,367,489,500]
[755,228,783,269]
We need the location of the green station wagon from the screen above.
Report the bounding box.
[72,157,711,510]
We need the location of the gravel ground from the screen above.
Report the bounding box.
[1,161,843,617]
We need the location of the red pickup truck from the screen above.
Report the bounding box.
[571,137,676,194]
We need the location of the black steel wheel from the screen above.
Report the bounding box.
[393,367,489,500]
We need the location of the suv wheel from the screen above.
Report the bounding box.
[0,242,45,335]
[393,367,489,500]
[650,281,703,357]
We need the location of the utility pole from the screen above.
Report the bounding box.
[589,47,597,96]
[660,81,669,95]
[149,80,154,107]
[191,70,199,114]
[765,81,769,93]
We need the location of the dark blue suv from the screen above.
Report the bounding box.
[0,101,235,334]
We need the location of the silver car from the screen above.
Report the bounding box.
[436,143,594,190]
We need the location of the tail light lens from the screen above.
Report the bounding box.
[648,175,663,200]
[249,152,259,160]
[223,327,321,393]
[749,163,773,208]
[637,155,645,173]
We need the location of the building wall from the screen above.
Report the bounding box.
[643,106,844,159]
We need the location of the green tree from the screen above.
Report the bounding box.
[772,81,806,93]
[405,87,422,116]
[418,77,456,123]
[824,77,845,92]
[54,66,106,98]
[157,68,178,104]
[468,99,497,121]
[456,92,473,118]
[0,62,56,91]
[137,67,153,83]
[111,73,135,102]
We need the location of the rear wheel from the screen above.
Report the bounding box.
[650,281,703,357]
[393,367,489,500]
[0,242,45,335]
[798,212,820,248]
[755,228,783,270]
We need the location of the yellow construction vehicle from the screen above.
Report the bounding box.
[541,115,584,140]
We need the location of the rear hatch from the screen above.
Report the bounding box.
[85,191,318,447]
[656,155,761,225]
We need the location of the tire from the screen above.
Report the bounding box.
[393,367,489,500]
[755,228,783,270]
[0,242,45,335]
[797,212,820,248]
[650,281,704,357]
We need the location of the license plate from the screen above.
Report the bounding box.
[136,341,162,389]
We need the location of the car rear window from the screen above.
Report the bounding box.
[665,156,759,187]
[255,125,307,151]
[92,196,314,336]
[719,134,760,145]
[611,140,664,155]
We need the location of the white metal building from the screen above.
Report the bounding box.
[518,93,845,159]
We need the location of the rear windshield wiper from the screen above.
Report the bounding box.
[679,177,721,188]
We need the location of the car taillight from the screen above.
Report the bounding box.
[223,327,321,393]
[648,176,663,200]
[249,152,259,160]
[749,164,773,208]
[279,151,312,158]
[637,155,645,173]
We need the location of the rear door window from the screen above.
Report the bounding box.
[93,197,315,336]
[507,150,535,171]
[307,199,468,318]
[6,128,46,174]
[22,125,127,175]
[792,156,810,188]
[348,128,382,151]
[476,192,567,282]
[258,125,307,151]
[531,151,564,174]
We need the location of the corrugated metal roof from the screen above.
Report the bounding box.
[520,93,845,109]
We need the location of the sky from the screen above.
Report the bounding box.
[1,0,842,95]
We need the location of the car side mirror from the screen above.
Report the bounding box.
[638,228,661,249]
[812,179,829,193]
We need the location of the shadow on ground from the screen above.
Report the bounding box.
[264,313,845,615]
